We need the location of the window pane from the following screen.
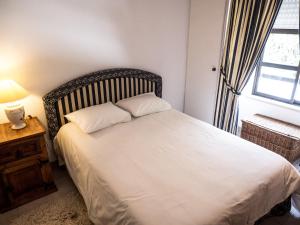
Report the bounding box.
[242,68,256,95]
[262,33,300,67]
[256,66,297,99]
[294,81,300,101]
[273,0,299,29]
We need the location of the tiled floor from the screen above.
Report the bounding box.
[0,165,300,225]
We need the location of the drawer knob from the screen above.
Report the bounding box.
[16,150,22,158]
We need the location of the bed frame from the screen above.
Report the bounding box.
[43,68,162,140]
[43,67,291,222]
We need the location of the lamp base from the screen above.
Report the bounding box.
[4,104,26,130]
[11,122,26,130]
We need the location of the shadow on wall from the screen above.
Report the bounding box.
[0,0,189,160]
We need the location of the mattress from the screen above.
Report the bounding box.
[55,109,300,225]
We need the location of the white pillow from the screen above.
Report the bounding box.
[116,92,171,117]
[65,102,131,133]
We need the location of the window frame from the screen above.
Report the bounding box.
[252,28,300,106]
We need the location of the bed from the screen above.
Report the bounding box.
[43,68,300,225]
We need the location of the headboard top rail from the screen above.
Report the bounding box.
[43,68,162,139]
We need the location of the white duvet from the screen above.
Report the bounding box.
[55,109,300,225]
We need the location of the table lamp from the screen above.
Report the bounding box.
[0,80,28,129]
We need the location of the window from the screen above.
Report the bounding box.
[252,0,300,105]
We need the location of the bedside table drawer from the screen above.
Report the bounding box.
[0,138,41,164]
[17,139,41,158]
[0,147,17,164]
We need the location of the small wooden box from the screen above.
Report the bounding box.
[241,114,300,162]
[0,117,57,212]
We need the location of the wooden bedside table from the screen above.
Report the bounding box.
[0,117,57,212]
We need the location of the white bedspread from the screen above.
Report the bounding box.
[55,109,300,225]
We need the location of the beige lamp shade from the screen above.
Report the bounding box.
[0,80,28,103]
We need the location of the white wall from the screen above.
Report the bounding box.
[184,0,300,129]
[0,0,190,159]
[184,0,227,124]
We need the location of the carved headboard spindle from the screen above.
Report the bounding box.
[43,68,162,140]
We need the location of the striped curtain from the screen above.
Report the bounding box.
[213,0,283,134]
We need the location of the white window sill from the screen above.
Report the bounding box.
[241,93,300,113]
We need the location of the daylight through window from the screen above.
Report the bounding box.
[252,0,300,105]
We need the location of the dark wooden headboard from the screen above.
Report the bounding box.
[43,68,162,140]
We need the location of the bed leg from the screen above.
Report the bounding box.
[255,196,291,225]
[270,196,291,216]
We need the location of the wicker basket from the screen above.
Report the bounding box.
[241,114,300,162]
